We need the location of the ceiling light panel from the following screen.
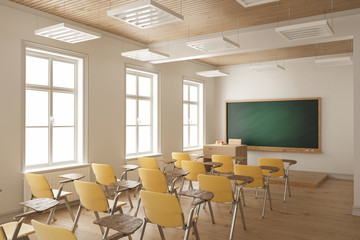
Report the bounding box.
[187,37,240,53]
[121,48,169,61]
[276,20,334,41]
[249,62,285,72]
[35,23,101,43]
[315,55,353,67]
[236,0,279,8]
[196,70,229,77]
[107,0,184,29]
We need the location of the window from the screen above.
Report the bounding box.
[126,68,158,157]
[183,80,204,150]
[24,44,87,169]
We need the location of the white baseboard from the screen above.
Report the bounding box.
[352,205,360,216]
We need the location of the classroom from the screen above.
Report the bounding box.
[1,0,360,239]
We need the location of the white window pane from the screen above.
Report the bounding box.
[183,104,189,125]
[26,128,48,165]
[26,90,49,126]
[126,74,137,95]
[139,126,151,152]
[139,76,151,97]
[53,60,75,88]
[126,99,137,125]
[189,104,198,124]
[53,127,74,162]
[183,85,189,101]
[183,126,188,148]
[139,100,151,125]
[126,126,136,154]
[189,86,198,102]
[190,126,198,146]
[53,92,74,126]
[26,56,49,86]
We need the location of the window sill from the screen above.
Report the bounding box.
[126,153,163,161]
[23,163,90,174]
[183,148,203,152]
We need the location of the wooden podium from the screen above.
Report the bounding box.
[203,144,248,170]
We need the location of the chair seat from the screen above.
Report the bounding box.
[107,199,127,208]
[1,222,34,239]
[52,189,73,198]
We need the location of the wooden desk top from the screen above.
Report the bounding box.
[59,173,85,183]
[93,214,143,235]
[179,189,214,201]
[282,159,297,165]
[203,162,223,168]
[158,159,177,164]
[112,180,141,189]
[227,175,254,185]
[260,166,279,173]
[165,169,190,177]
[118,164,139,171]
[19,198,59,212]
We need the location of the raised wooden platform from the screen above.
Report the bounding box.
[269,170,328,188]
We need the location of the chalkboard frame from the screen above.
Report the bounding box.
[225,98,321,153]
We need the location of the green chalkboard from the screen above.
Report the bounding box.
[226,98,320,152]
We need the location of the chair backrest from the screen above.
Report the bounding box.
[181,161,206,181]
[24,173,53,199]
[138,157,159,169]
[198,174,233,203]
[234,165,264,188]
[92,163,117,186]
[212,155,234,173]
[171,152,191,168]
[32,220,78,240]
[73,180,109,212]
[138,169,168,193]
[0,226,6,240]
[258,158,284,177]
[140,190,183,228]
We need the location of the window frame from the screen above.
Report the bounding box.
[22,42,88,171]
[125,66,159,158]
[183,79,204,150]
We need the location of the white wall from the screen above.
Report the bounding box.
[215,60,354,176]
[0,2,216,216]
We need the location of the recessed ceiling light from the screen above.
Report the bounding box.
[196,70,229,77]
[236,0,279,8]
[121,48,169,61]
[187,36,240,53]
[249,62,285,72]
[276,20,334,41]
[315,54,353,67]
[35,23,101,44]
[107,0,184,29]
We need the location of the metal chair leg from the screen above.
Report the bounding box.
[127,190,134,208]
[71,205,83,233]
[240,187,246,206]
[134,196,141,217]
[267,185,273,210]
[208,201,215,224]
[157,225,166,240]
[255,188,259,199]
[63,197,75,221]
[262,187,268,219]
[139,219,147,240]
[229,200,238,240]
[94,211,105,234]
[46,207,56,225]
[193,221,200,240]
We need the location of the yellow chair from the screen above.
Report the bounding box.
[139,190,201,240]
[181,161,206,190]
[24,173,74,224]
[32,220,77,240]
[198,174,246,240]
[234,165,273,218]
[138,157,159,169]
[171,152,191,169]
[91,163,140,208]
[211,155,234,175]
[0,220,34,240]
[258,158,291,202]
[71,180,127,234]
[135,168,179,217]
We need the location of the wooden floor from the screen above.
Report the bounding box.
[28,179,360,240]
